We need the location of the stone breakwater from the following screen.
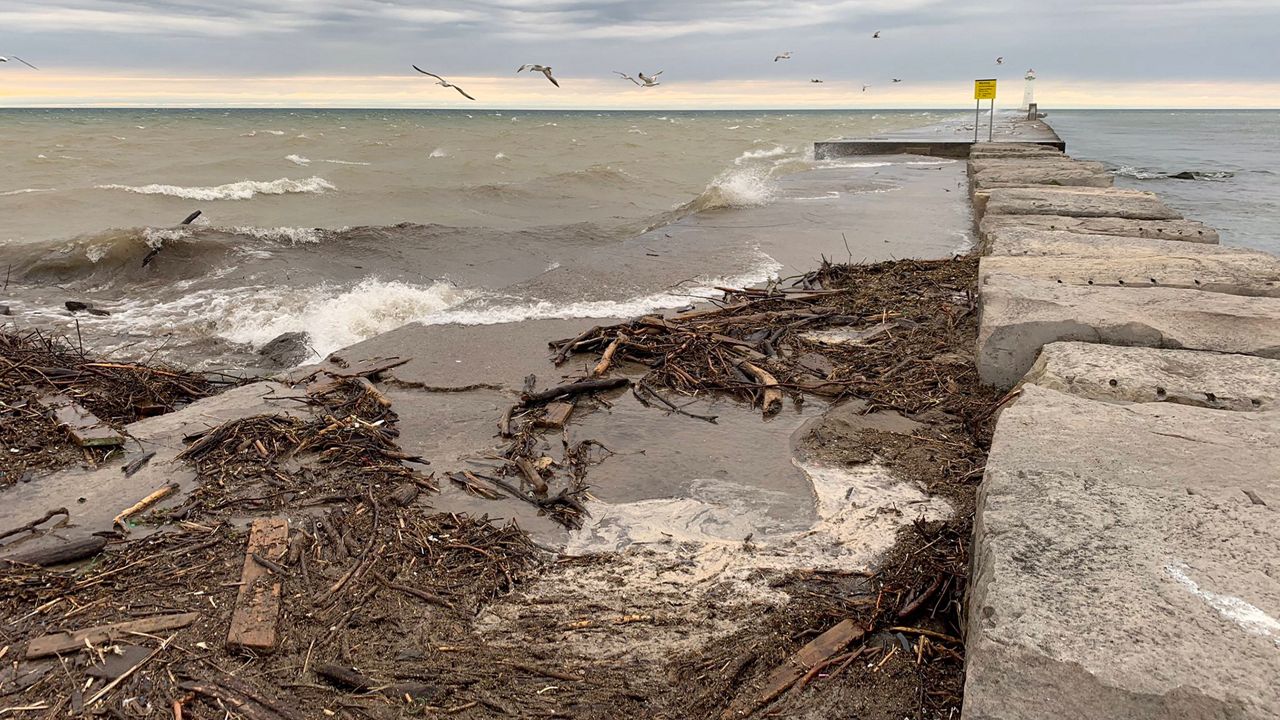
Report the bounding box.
[965,141,1280,719]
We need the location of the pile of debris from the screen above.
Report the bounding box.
[0,330,221,486]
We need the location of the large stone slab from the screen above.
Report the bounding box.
[971,165,1113,190]
[976,186,1182,223]
[1024,341,1280,411]
[969,143,1066,160]
[966,384,1280,720]
[984,227,1242,258]
[969,158,1105,174]
[979,214,1219,246]
[978,253,1280,297]
[976,273,1280,388]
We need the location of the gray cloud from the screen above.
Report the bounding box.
[3,0,1278,84]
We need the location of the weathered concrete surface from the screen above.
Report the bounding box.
[1024,341,1280,411]
[979,214,1219,246]
[984,227,1242,259]
[978,253,1280,297]
[0,382,298,562]
[976,273,1280,388]
[969,143,1066,160]
[975,186,1182,223]
[965,384,1280,720]
[971,163,1113,190]
[968,158,1107,176]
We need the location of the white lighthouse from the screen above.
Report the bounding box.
[1021,68,1037,111]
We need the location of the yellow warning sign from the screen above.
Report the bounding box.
[974,79,997,100]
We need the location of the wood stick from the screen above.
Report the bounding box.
[114,483,180,529]
[26,612,199,658]
[0,508,69,540]
[735,361,783,417]
[591,333,627,377]
[227,518,289,653]
[520,377,628,407]
[1,536,106,567]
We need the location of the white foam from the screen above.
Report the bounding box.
[96,177,335,201]
[428,256,781,326]
[224,226,324,244]
[141,227,194,248]
[285,154,311,166]
[733,145,792,165]
[0,188,54,196]
[494,152,509,161]
[905,159,958,165]
[823,160,893,169]
[319,159,371,166]
[697,166,777,209]
[429,147,449,159]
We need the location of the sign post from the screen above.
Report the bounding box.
[973,79,997,144]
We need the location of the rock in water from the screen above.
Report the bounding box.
[0,305,11,316]
[259,332,311,367]
[65,301,93,313]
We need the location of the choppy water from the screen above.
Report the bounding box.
[1048,110,1280,253]
[0,108,952,367]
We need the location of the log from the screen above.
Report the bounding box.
[591,333,627,377]
[536,401,575,429]
[520,377,629,407]
[722,619,864,718]
[736,361,783,417]
[515,458,549,497]
[226,518,289,653]
[26,612,200,659]
[352,377,392,408]
[38,393,123,447]
[1,536,107,567]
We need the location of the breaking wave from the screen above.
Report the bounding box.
[96,177,336,201]
[1114,166,1235,182]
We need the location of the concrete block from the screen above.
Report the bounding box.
[980,214,1219,246]
[1024,341,1280,411]
[969,143,1066,159]
[978,253,1280,297]
[984,228,1241,258]
[976,186,1182,223]
[976,274,1280,388]
[968,158,1107,176]
[972,165,1113,190]
[965,384,1280,720]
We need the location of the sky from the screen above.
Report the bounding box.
[2,0,1279,108]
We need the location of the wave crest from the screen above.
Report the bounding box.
[96,176,336,200]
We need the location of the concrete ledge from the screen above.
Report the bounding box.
[978,253,1280,297]
[965,384,1280,720]
[975,273,1280,388]
[984,227,1238,258]
[976,186,1182,223]
[969,158,1107,175]
[1024,341,1280,411]
[979,214,1219,246]
[972,165,1113,190]
[815,139,1064,160]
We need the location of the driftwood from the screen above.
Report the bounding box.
[26,612,200,659]
[520,377,628,407]
[180,675,303,720]
[1,535,106,567]
[0,508,69,540]
[315,662,439,700]
[591,333,627,376]
[723,619,865,718]
[114,482,180,529]
[536,401,574,429]
[735,361,783,417]
[121,451,157,477]
[226,518,289,652]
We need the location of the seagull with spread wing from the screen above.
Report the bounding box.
[0,56,38,69]
[614,70,662,87]
[774,52,792,62]
[517,64,560,87]
[412,66,476,100]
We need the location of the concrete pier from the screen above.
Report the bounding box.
[815,113,1065,160]
[963,137,1280,719]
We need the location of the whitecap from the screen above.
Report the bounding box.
[733,146,792,165]
[96,177,336,201]
[0,188,54,196]
[285,154,311,166]
[429,147,449,159]
[319,159,371,166]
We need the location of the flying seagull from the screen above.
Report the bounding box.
[517,64,559,87]
[810,79,824,83]
[996,56,1004,65]
[862,84,870,92]
[615,71,661,87]
[892,78,903,83]
[774,52,792,62]
[0,56,38,69]
[411,66,476,101]
[872,31,881,38]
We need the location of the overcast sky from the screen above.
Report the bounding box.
[2,0,1278,107]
